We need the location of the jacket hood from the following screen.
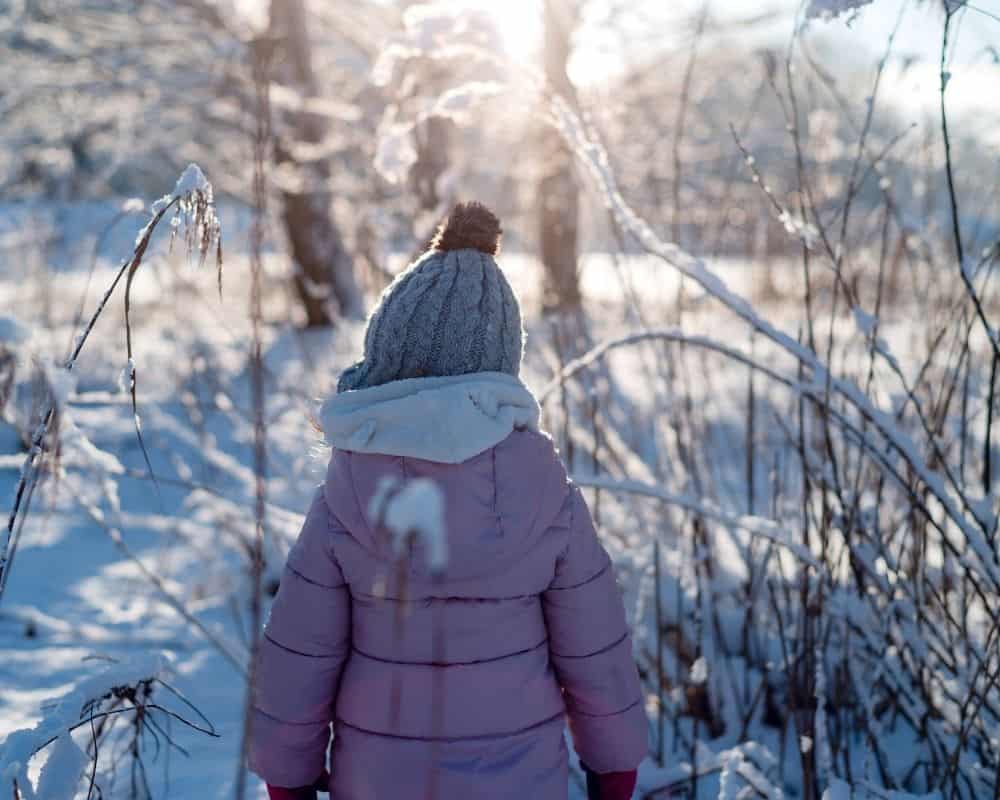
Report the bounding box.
[319,372,540,464]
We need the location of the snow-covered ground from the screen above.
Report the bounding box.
[1,195,994,799]
[0,225,759,797]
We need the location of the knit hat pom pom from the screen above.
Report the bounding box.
[431,201,502,255]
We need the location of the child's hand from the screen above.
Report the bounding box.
[266,768,330,800]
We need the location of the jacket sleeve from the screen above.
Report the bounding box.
[248,489,351,788]
[543,485,648,774]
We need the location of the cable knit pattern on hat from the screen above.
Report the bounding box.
[337,203,524,394]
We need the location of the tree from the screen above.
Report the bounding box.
[538,0,582,312]
[268,0,363,325]
[0,0,377,326]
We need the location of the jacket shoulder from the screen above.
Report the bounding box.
[494,428,572,537]
[498,426,561,461]
[321,448,368,536]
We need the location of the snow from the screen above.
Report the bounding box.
[549,89,1000,592]
[813,644,834,783]
[120,197,145,214]
[822,779,851,800]
[716,753,742,800]
[777,209,819,250]
[118,358,136,394]
[41,363,76,411]
[373,81,503,184]
[171,163,211,199]
[369,476,447,574]
[573,473,820,568]
[0,654,171,798]
[0,315,30,345]
[374,116,419,184]
[430,81,504,124]
[1,94,998,795]
[806,0,875,22]
[852,306,878,337]
[150,163,213,215]
[689,656,708,684]
[13,1,999,795]
[2,239,999,796]
[33,732,88,800]
[401,2,463,51]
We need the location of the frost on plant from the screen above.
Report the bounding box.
[374,81,506,184]
[371,2,505,185]
[2,162,223,607]
[373,1,499,87]
[369,476,447,574]
[777,209,820,250]
[430,81,504,125]
[375,112,420,184]
[0,654,214,800]
[162,163,223,277]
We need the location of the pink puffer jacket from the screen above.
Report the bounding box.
[248,375,647,799]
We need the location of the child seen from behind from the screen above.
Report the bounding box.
[248,202,648,800]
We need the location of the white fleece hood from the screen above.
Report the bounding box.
[319,372,540,464]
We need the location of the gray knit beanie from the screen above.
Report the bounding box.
[337,202,524,393]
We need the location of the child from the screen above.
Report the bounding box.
[248,203,648,799]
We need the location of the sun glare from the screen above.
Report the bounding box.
[470,0,542,65]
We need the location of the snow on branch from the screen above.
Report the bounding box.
[371,2,506,184]
[149,163,211,214]
[1,163,222,607]
[545,92,1000,589]
[805,0,875,22]
[430,81,504,124]
[540,327,993,583]
[372,1,500,88]
[375,113,420,185]
[572,473,819,568]
[374,81,504,184]
[0,654,215,800]
[369,476,447,575]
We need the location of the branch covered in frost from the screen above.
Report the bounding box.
[573,473,818,568]
[0,164,222,607]
[374,81,504,184]
[0,655,216,800]
[546,91,1000,591]
[370,1,509,184]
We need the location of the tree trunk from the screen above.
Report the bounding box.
[409,115,453,254]
[538,0,581,313]
[410,117,451,214]
[270,0,363,326]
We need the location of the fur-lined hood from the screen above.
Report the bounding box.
[319,372,540,464]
